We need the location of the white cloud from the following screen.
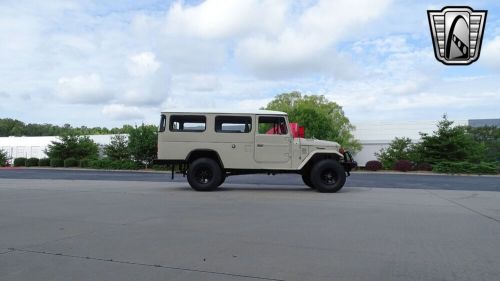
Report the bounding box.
[164,0,287,39]
[102,104,144,120]
[353,35,412,55]
[236,0,392,77]
[56,74,111,104]
[127,52,161,77]
[120,51,169,106]
[0,91,10,99]
[53,34,97,53]
[236,98,273,110]
[481,36,500,70]
[172,74,220,92]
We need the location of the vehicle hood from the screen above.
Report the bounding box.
[300,138,340,149]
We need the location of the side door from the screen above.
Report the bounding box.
[213,115,254,169]
[254,115,292,167]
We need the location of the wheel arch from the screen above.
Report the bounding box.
[186,149,224,169]
[299,151,343,172]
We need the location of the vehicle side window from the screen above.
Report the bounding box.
[258,116,288,135]
[215,116,252,133]
[169,115,206,132]
[159,114,166,132]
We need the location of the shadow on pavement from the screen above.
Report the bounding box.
[167,184,361,193]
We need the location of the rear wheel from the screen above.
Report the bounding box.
[187,158,222,191]
[310,159,346,193]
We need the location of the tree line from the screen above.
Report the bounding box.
[0,118,135,137]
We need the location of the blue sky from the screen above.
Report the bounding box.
[0,0,499,128]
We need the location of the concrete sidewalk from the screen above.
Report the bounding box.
[1,179,499,281]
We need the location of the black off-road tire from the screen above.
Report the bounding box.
[187,158,222,191]
[310,159,346,193]
[301,173,315,189]
[219,173,226,186]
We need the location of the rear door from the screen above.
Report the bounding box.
[254,115,292,166]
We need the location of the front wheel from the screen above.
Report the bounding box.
[301,173,315,189]
[310,159,346,193]
[187,158,222,191]
[219,173,226,186]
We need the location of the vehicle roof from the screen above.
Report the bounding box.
[161,109,287,115]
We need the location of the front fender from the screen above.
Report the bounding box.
[298,150,344,170]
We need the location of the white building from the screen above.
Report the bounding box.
[0,135,123,160]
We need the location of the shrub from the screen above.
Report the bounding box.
[39,158,50,166]
[64,158,79,167]
[415,162,432,171]
[375,137,416,169]
[470,162,498,174]
[26,157,39,167]
[79,159,90,168]
[50,159,64,167]
[365,160,383,171]
[151,164,170,171]
[13,157,27,167]
[433,162,498,174]
[394,160,412,172]
[114,160,140,170]
[88,159,112,169]
[87,159,140,170]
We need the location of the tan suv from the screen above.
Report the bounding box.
[156,110,356,192]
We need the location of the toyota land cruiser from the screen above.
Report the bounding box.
[155,110,356,192]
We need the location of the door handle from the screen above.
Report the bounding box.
[257,144,264,147]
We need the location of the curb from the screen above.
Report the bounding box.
[351,170,500,177]
[8,167,171,174]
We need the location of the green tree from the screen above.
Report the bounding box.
[45,135,99,160]
[265,92,361,152]
[128,124,157,167]
[104,134,130,161]
[467,126,500,162]
[0,118,24,136]
[418,115,484,164]
[375,137,417,169]
[0,149,9,167]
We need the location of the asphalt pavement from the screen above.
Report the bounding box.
[1,178,499,281]
[0,168,499,191]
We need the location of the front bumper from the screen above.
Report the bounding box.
[342,151,357,175]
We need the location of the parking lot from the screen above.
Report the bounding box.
[1,172,500,281]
